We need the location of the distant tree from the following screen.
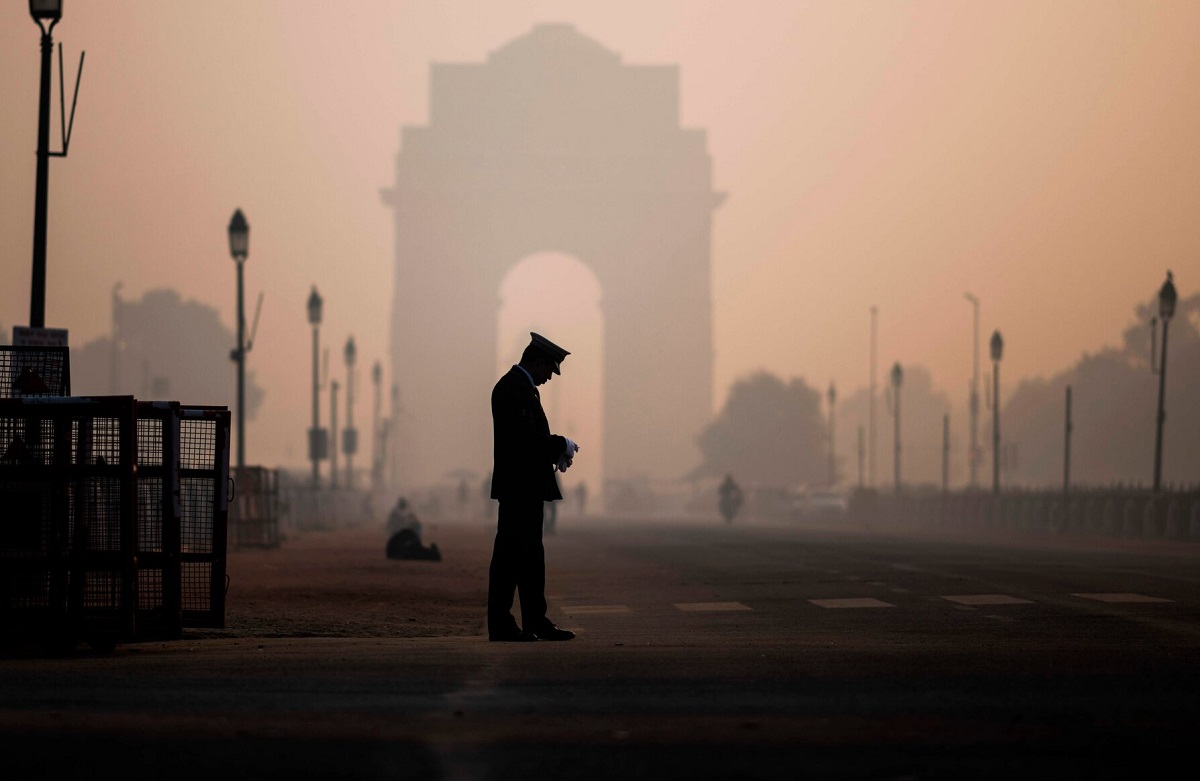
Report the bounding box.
[70,288,265,417]
[1003,291,1200,487]
[694,371,827,487]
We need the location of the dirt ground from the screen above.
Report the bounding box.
[209,520,495,641]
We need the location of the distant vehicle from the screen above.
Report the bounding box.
[792,489,849,521]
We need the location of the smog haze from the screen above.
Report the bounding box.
[2,1,1197,491]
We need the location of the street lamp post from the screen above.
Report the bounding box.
[869,306,878,488]
[227,209,250,471]
[26,1,85,329]
[27,0,61,328]
[827,382,837,487]
[372,361,382,493]
[343,337,357,489]
[990,330,1004,495]
[1152,271,1177,493]
[890,362,903,492]
[330,379,339,490]
[964,292,980,488]
[389,383,400,491]
[307,286,324,488]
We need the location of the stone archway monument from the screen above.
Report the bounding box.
[382,24,723,494]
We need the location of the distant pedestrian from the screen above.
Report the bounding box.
[481,472,495,520]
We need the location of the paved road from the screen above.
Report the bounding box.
[4,518,1200,779]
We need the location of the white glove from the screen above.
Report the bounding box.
[557,438,580,472]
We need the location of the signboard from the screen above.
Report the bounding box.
[308,427,328,460]
[12,326,69,348]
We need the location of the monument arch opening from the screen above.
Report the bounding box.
[497,251,603,507]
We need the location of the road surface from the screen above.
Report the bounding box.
[3,516,1199,779]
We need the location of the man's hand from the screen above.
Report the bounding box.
[557,438,581,472]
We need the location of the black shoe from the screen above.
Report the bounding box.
[489,627,538,642]
[529,622,575,641]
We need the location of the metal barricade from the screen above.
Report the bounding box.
[0,345,70,398]
[230,465,281,550]
[0,396,137,651]
[0,396,230,651]
[178,405,231,628]
[135,401,183,639]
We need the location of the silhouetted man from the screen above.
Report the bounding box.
[487,332,580,642]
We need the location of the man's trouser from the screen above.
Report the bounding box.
[487,498,546,632]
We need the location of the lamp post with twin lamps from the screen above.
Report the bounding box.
[964,292,981,488]
[1151,271,1177,493]
[307,287,324,488]
[343,337,358,489]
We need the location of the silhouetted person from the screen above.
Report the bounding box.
[387,497,421,535]
[386,528,441,561]
[487,333,580,642]
[575,482,587,516]
[718,474,744,524]
[385,497,440,560]
[481,472,495,520]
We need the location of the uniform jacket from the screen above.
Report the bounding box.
[490,366,566,502]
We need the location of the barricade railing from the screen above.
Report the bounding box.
[0,396,138,650]
[861,485,1200,542]
[0,395,230,651]
[179,405,231,627]
[230,465,281,550]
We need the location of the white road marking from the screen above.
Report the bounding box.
[1072,593,1173,604]
[941,594,1033,606]
[561,605,631,614]
[674,601,753,612]
[809,598,894,609]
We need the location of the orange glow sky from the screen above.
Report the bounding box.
[2,1,1198,474]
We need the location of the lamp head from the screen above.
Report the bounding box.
[228,209,249,261]
[890,362,903,387]
[827,382,836,406]
[344,336,356,366]
[990,330,1004,362]
[29,0,62,22]
[307,286,323,326]
[372,362,382,384]
[1158,270,1177,321]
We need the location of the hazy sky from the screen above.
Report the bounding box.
[2,1,1197,474]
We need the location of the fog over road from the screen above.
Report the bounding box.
[4,518,1199,779]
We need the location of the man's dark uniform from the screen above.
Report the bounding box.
[487,359,567,638]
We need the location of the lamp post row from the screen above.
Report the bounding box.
[883,272,1171,499]
[224,208,388,492]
